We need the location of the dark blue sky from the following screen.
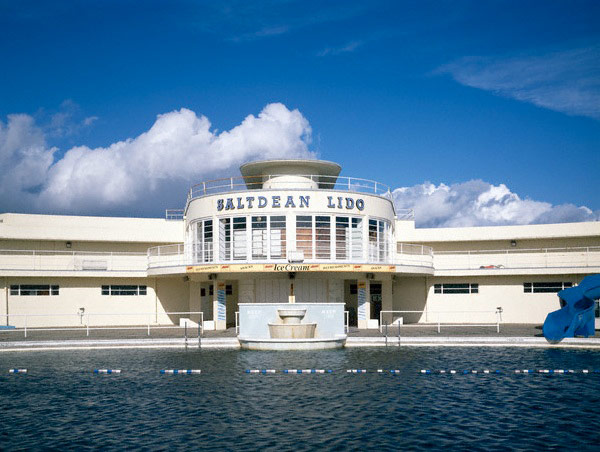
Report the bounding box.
[0,0,598,222]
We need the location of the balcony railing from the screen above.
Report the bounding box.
[148,242,431,269]
[395,243,434,268]
[434,246,600,271]
[187,174,392,201]
[0,249,147,272]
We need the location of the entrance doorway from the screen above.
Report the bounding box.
[370,282,382,326]
[344,280,358,327]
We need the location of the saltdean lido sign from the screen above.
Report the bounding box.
[216,195,365,211]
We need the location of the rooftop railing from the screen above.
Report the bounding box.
[187,174,392,202]
[0,249,147,272]
[434,246,600,270]
[165,209,184,220]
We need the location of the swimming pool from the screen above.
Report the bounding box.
[1,347,600,450]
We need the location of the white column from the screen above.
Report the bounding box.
[213,279,227,330]
[357,280,370,329]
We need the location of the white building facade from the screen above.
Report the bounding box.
[1,159,599,330]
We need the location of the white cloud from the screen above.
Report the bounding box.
[0,114,56,211]
[392,180,599,227]
[0,103,314,215]
[437,46,600,120]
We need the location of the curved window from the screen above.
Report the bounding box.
[369,218,391,263]
[194,219,213,263]
[199,214,390,263]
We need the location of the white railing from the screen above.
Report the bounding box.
[187,174,392,201]
[435,246,600,270]
[0,311,204,337]
[380,309,503,333]
[395,243,434,268]
[0,249,147,272]
[396,209,414,220]
[165,209,184,220]
[148,242,397,269]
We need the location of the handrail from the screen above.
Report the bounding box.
[380,309,502,334]
[0,311,204,338]
[187,173,392,201]
[435,246,600,255]
[0,249,146,256]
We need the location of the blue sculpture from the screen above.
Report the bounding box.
[543,274,600,343]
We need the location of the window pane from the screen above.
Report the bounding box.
[102,285,110,295]
[232,217,247,260]
[296,216,313,259]
[351,218,363,260]
[315,216,330,259]
[139,286,147,295]
[51,285,59,296]
[252,216,267,259]
[270,216,286,259]
[219,218,231,261]
[10,285,19,295]
[335,217,349,260]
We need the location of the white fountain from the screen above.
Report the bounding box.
[238,303,347,350]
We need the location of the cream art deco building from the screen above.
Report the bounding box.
[1,159,599,330]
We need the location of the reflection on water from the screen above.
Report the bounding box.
[1,348,600,450]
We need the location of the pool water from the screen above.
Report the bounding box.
[1,347,600,450]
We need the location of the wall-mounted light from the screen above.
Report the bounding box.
[366,273,375,280]
[510,240,517,247]
[66,241,72,248]
[208,273,217,280]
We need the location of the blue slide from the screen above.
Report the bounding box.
[543,274,600,343]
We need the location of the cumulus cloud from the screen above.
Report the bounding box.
[437,46,600,120]
[392,180,599,227]
[0,114,56,212]
[0,103,314,216]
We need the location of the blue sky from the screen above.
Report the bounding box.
[0,0,598,226]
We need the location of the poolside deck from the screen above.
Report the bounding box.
[1,324,599,350]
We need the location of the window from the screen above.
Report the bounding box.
[351,218,363,260]
[335,217,349,259]
[315,216,331,259]
[232,217,247,260]
[296,215,313,260]
[226,284,233,295]
[368,219,390,263]
[219,217,248,261]
[252,216,267,259]
[524,282,572,293]
[101,285,147,296]
[434,283,479,294]
[269,216,286,259]
[10,285,59,296]
[194,219,213,263]
[349,284,357,295]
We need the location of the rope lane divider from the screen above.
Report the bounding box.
[9,368,600,375]
[160,369,201,374]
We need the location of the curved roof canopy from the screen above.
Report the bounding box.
[239,159,342,189]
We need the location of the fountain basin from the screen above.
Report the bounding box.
[277,308,308,324]
[268,322,316,339]
[237,303,347,350]
[238,336,346,351]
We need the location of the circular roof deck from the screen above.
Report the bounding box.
[239,159,341,189]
